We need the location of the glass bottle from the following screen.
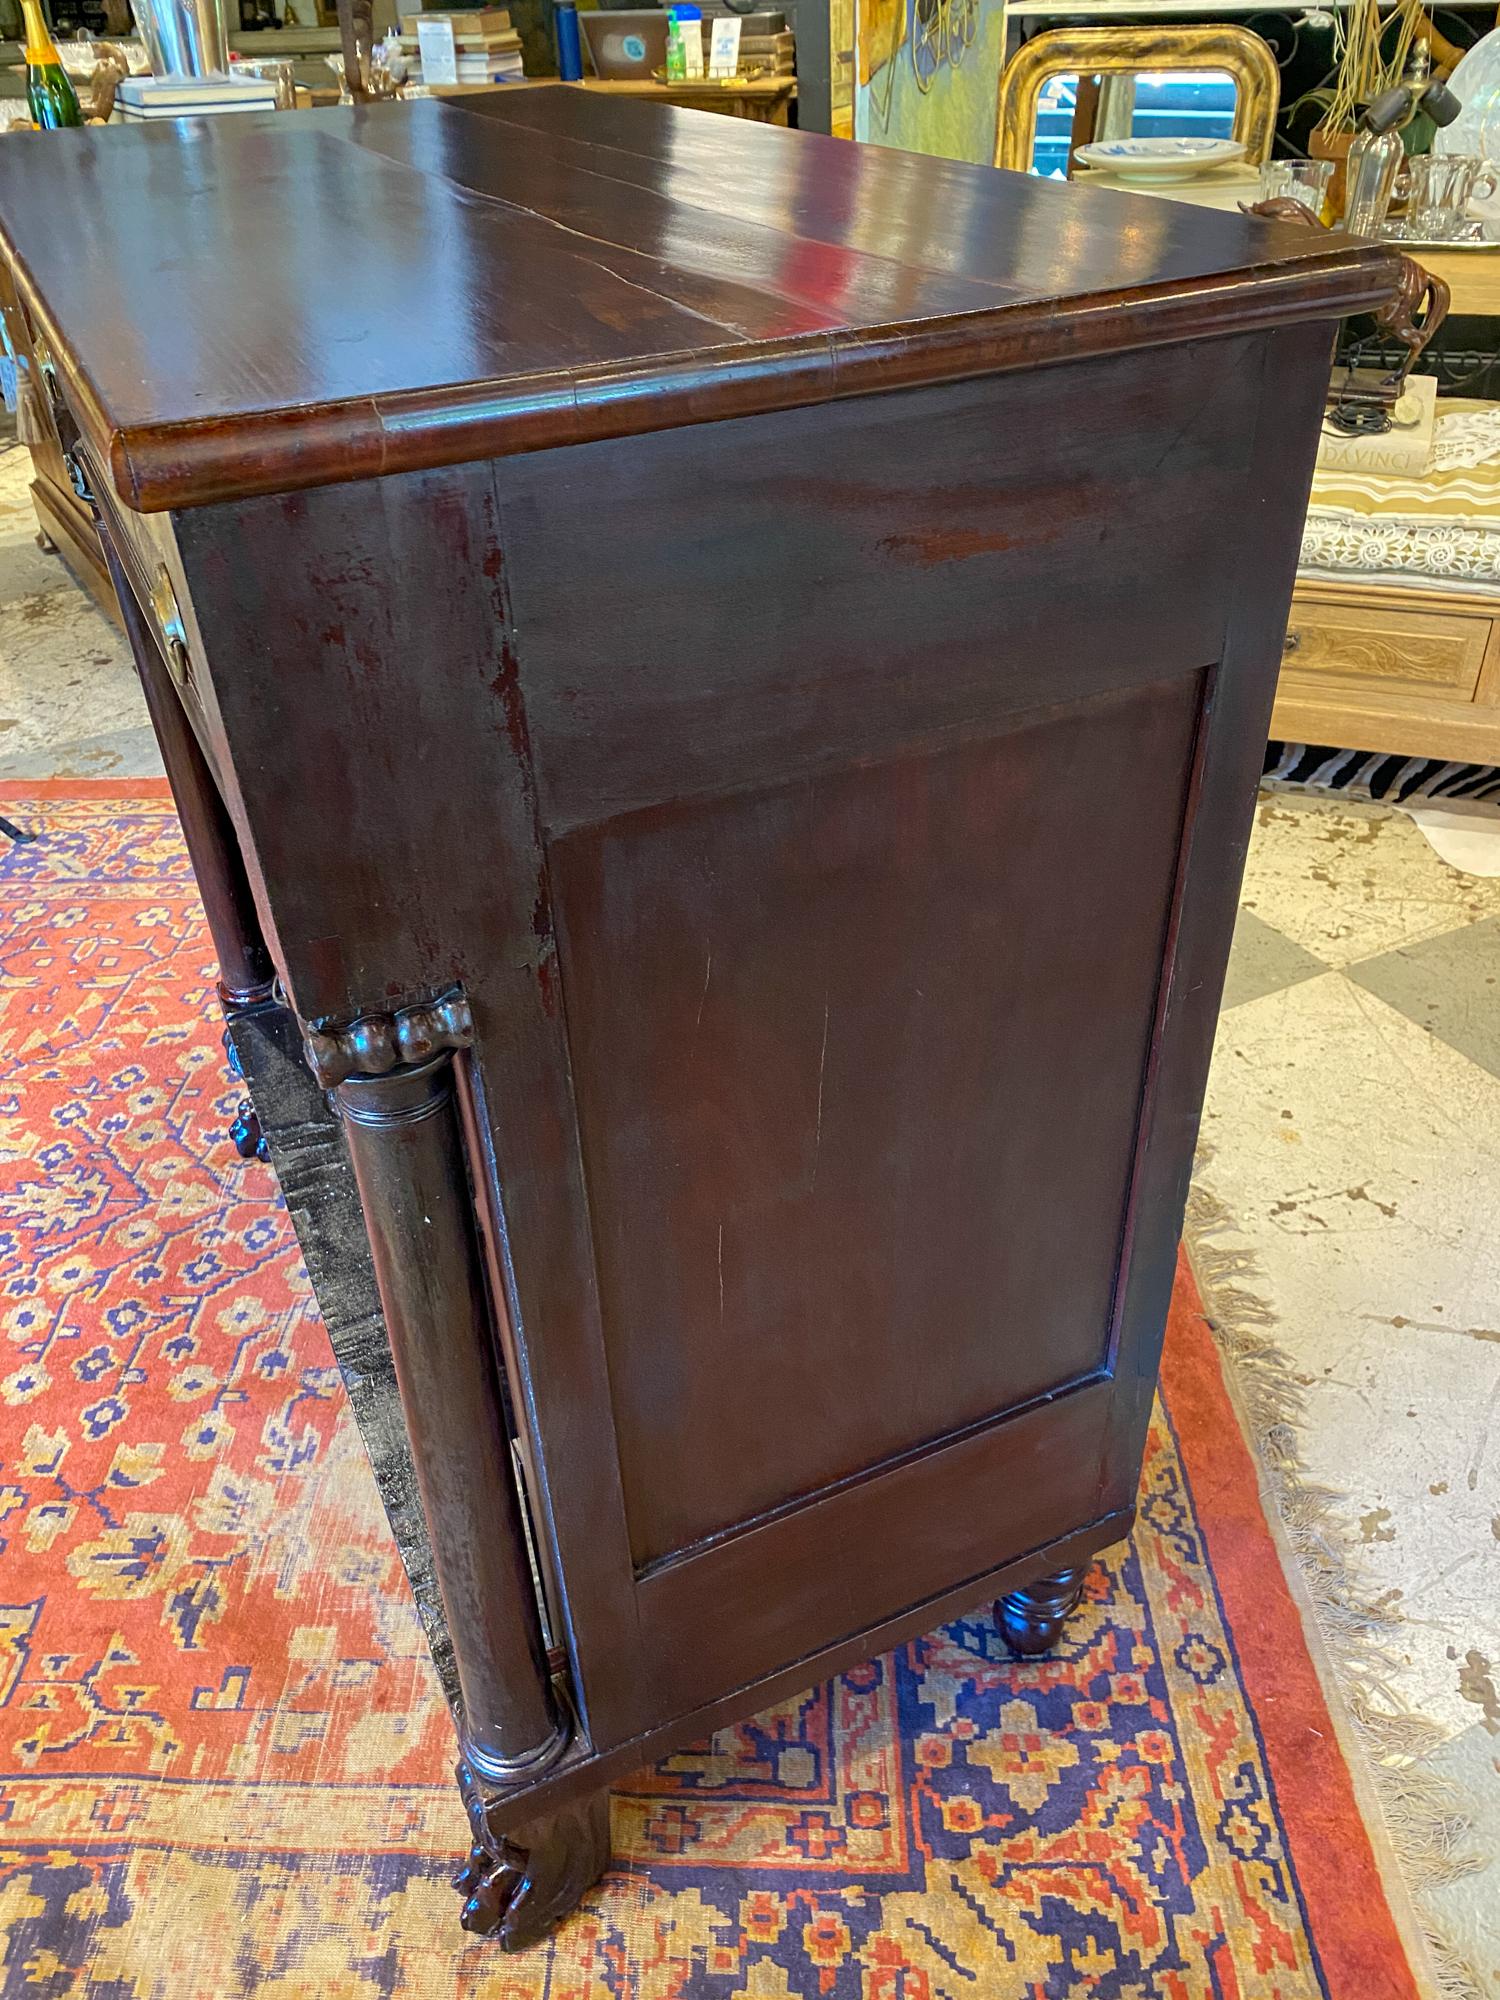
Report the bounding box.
[664,7,685,82]
[1343,85,1409,237]
[553,0,582,80]
[19,0,83,128]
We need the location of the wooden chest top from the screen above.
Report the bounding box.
[0,89,1394,510]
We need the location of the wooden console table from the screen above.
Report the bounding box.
[0,92,1396,1946]
[446,76,798,122]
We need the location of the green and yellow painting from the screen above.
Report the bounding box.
[855,0,1006,166]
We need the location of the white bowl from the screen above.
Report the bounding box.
[1074,137,1248,184]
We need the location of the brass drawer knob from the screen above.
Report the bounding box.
[1283,629,1302,655]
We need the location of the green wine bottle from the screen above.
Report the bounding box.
[19,0,84,129]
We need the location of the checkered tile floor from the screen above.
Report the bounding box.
[1207,792,1500,1993]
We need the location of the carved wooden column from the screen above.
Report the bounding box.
[303,994,609,1944]
[310,1000,562,1774]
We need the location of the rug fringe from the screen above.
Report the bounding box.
[1185,1179,1484,2000]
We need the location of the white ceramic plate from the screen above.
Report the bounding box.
[1073,136,1248,184]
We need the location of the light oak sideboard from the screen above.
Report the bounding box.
[1276,575,1500,764]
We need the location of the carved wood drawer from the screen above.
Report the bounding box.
[1282,599,1492,698]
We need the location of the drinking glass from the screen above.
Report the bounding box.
[1256,158,1334,218]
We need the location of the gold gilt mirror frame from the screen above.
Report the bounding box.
[995,25,1281,174]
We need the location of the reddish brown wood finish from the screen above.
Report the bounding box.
[98,532,273,1010]
[154,321,1330,1779]
[0,92,1396,512]
[0,96,1388,1941]
[554,679,1201,1574]
[334,1054,564,1779]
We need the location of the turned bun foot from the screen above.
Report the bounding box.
[996,1565,1087,1657]
[456,1764,611,1948]
[229,1098,268,1161]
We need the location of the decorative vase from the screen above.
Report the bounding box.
[128,0,228,75]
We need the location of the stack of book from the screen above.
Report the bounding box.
[400,8,524,84]
[1317,374,1438,478]
[116,74,281,119]
[735,27,794,76]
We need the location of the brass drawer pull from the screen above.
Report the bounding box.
[149,564,192,691]
[1283,629,1302,655]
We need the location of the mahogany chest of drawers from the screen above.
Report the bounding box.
[0,92,1396,1943]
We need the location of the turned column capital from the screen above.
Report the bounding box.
[302,990,474,1089]
[334,1051,458,1128]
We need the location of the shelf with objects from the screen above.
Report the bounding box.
[0,0,818,120]
[972,0,1500,768]
[0,0,350,115]
[324,0,804,116]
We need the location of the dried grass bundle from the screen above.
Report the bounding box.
[1320,0,1422,132]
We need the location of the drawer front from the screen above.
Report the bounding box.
[1284,598,1492,697]
[76,439,200,701]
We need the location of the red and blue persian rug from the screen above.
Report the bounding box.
[0,782,1429,2000]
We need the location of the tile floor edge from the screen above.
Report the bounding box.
[1184,1172,1485,2000]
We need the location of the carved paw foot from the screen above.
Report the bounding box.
[455,1762,610,1948]
[229,1099,268,1162]
[996,1566,1087,1658]
[453,1837,529,1937]
[35,528,57,555]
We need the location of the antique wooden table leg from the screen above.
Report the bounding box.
[322,1022,610,1944]
[996,1567,1088,1657]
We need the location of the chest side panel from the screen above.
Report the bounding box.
[550,679,1200,1573]
[492,340,1260,1729]
[512,345,1254,832]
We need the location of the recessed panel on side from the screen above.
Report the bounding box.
[548,673,1204,1571]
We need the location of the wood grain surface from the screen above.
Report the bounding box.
[0,90,1398,509]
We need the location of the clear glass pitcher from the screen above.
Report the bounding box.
[1399,153,1498,240]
